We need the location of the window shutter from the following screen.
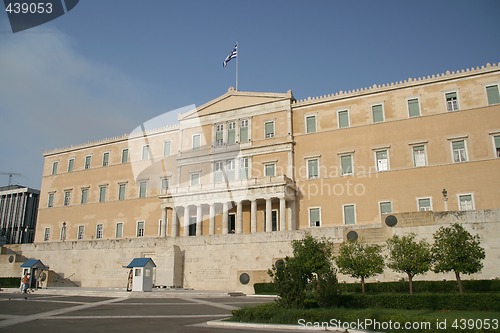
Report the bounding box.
[408,99,420,117]
[486,85,500,105]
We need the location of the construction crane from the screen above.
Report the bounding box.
[0,172,23,186]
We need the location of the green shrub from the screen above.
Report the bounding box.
[254,282,277,294]
[0,277,20,288]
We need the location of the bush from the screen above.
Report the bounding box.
[254,283,277,295]
[0,277,20,288]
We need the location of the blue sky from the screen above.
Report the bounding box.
[1,0,499,189]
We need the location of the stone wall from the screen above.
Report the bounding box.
[1,209,499,294]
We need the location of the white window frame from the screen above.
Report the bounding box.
[308,207,321,227]
[43,227,50,241]
[226,159,236,181]
[417,197,433,211]
[457,193,474,211]
[340,154,353,175]
[138,180,148,198]
[63,190,71,206]
[77,225,85,240]
[160,177,169,193]
[343,204,356,225]
[141,145,150,161]
[84,155,92,169]
[412,144,427,167]
[306,158,319,179]
[118,183,126,201]
[52,161,58,175]
[102,152,110,167]
[371,103,385,123]
[451,139,468,163]
[214,161,223,183]
[240,119,250,143]
[264,121,275,138]
[264,163,276,177]
[379,201,393,215]
[215,123,224,146]
[485,84,500,105]
[47,192,55,208]
[99,185,107,203]
[121,148,129,164]
[67,158,75,172]
[163,141,171,156]
[492,134,500,158]
[227,121,236,145]
[80,188,88,204]
[115,222,123,238]
[407,97,421,118]
[190,172,200,186]
[136,221,145,237]
[444,90,459,111]
[305,114,317,134]
[375,149,390,171]
[192,134,201,150]
[96,224,103,239]
[337,109,350,129]
[239,157,249,179]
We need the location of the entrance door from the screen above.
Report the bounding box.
[228,214,235,234]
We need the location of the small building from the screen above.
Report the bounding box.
[21,259,49,289]
[126,258,156,292]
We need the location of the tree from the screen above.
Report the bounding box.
[335,240,385,294]
[386,234,432,294]
[268,234,338,308]
[431,223,485,293]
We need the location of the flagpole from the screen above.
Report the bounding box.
[235,41,239,91]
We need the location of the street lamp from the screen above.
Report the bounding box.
[442,189,448,211]
[62,222,67,241]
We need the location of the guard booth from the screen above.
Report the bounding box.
[125,258,156,292]
[20,259,49,289]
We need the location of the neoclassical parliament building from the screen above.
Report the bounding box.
[2,63,500,292]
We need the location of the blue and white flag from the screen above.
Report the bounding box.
[223,45,238,68]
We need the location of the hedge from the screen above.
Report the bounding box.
[0,277,20,288]
[254,279,500,295]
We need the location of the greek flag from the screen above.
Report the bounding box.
[223,45,238,68]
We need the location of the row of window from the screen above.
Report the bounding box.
[308,194,475,227]
[304,85,500,133]
[305,135,500,179]
[43,220,146,241]
[48,178,170,207]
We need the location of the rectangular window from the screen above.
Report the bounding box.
[161,177,169,193]
[190,173,200,186]
[376,150,389,171]
[48,193,54,208]
[343,204,356,225]
[118,183,126,201]
[99,186,107,203]
[226,159,236,181]
[418,198,432,211]
[306,115,316,133]
[240,119,249,142]
[214,161,223,183]
[338,110,349,128]
[265,163,276,177]
[413,145,427,167]
[486,85,500,105]
[163,141,171,156]
[227,121,236,145]
[452,140,467,162]
[115,223,123,238]
[68,158,74,172]
[142,145,150,160]
[446,92,459,111]
[189,217,197,236]
[139,181,147,198]
[121,149,129,163]
[372,104,384,123]
[84,155,92,169]
[458,194,474,211]
[309,207,321,227]
[192,134,201,150]
[239,158,249,179]
[96,224,103,239]
[408,98,420,117]
[102,152,109,166]
[307,158,319,179]
[380,201,393,214]
[81,188,88,204]
[215,123,224,146]
[43,228,50,241]
[52,161,58,175]
[63,190,71,206]
[265,121,275,138]
[137,221,145,237]
[494,136,500,158]
[341,154,353,175]
[77,225,85,240]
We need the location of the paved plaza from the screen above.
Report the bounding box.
[0,289,311,333]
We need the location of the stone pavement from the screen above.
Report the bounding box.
[0,288,350,332]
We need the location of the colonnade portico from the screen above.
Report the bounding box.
[159,176,297,237]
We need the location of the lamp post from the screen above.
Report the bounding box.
[62,222,67,241]
[442,189,448,211]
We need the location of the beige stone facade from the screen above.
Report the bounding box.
[4,63,500,291]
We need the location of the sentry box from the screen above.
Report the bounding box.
[20,259,49,289]
[125,258,156,292]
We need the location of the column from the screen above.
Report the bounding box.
[222,202,229,234]
[279,197,286,232]
[183,205,190,237]
[196,205,202,236]
[209,203,215,235]
[250,199,257,233]
[236,201,243,234]
[161,207,167,237]
[288,200,297,230]
[265,198,272,232]
[171,207,178,237]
